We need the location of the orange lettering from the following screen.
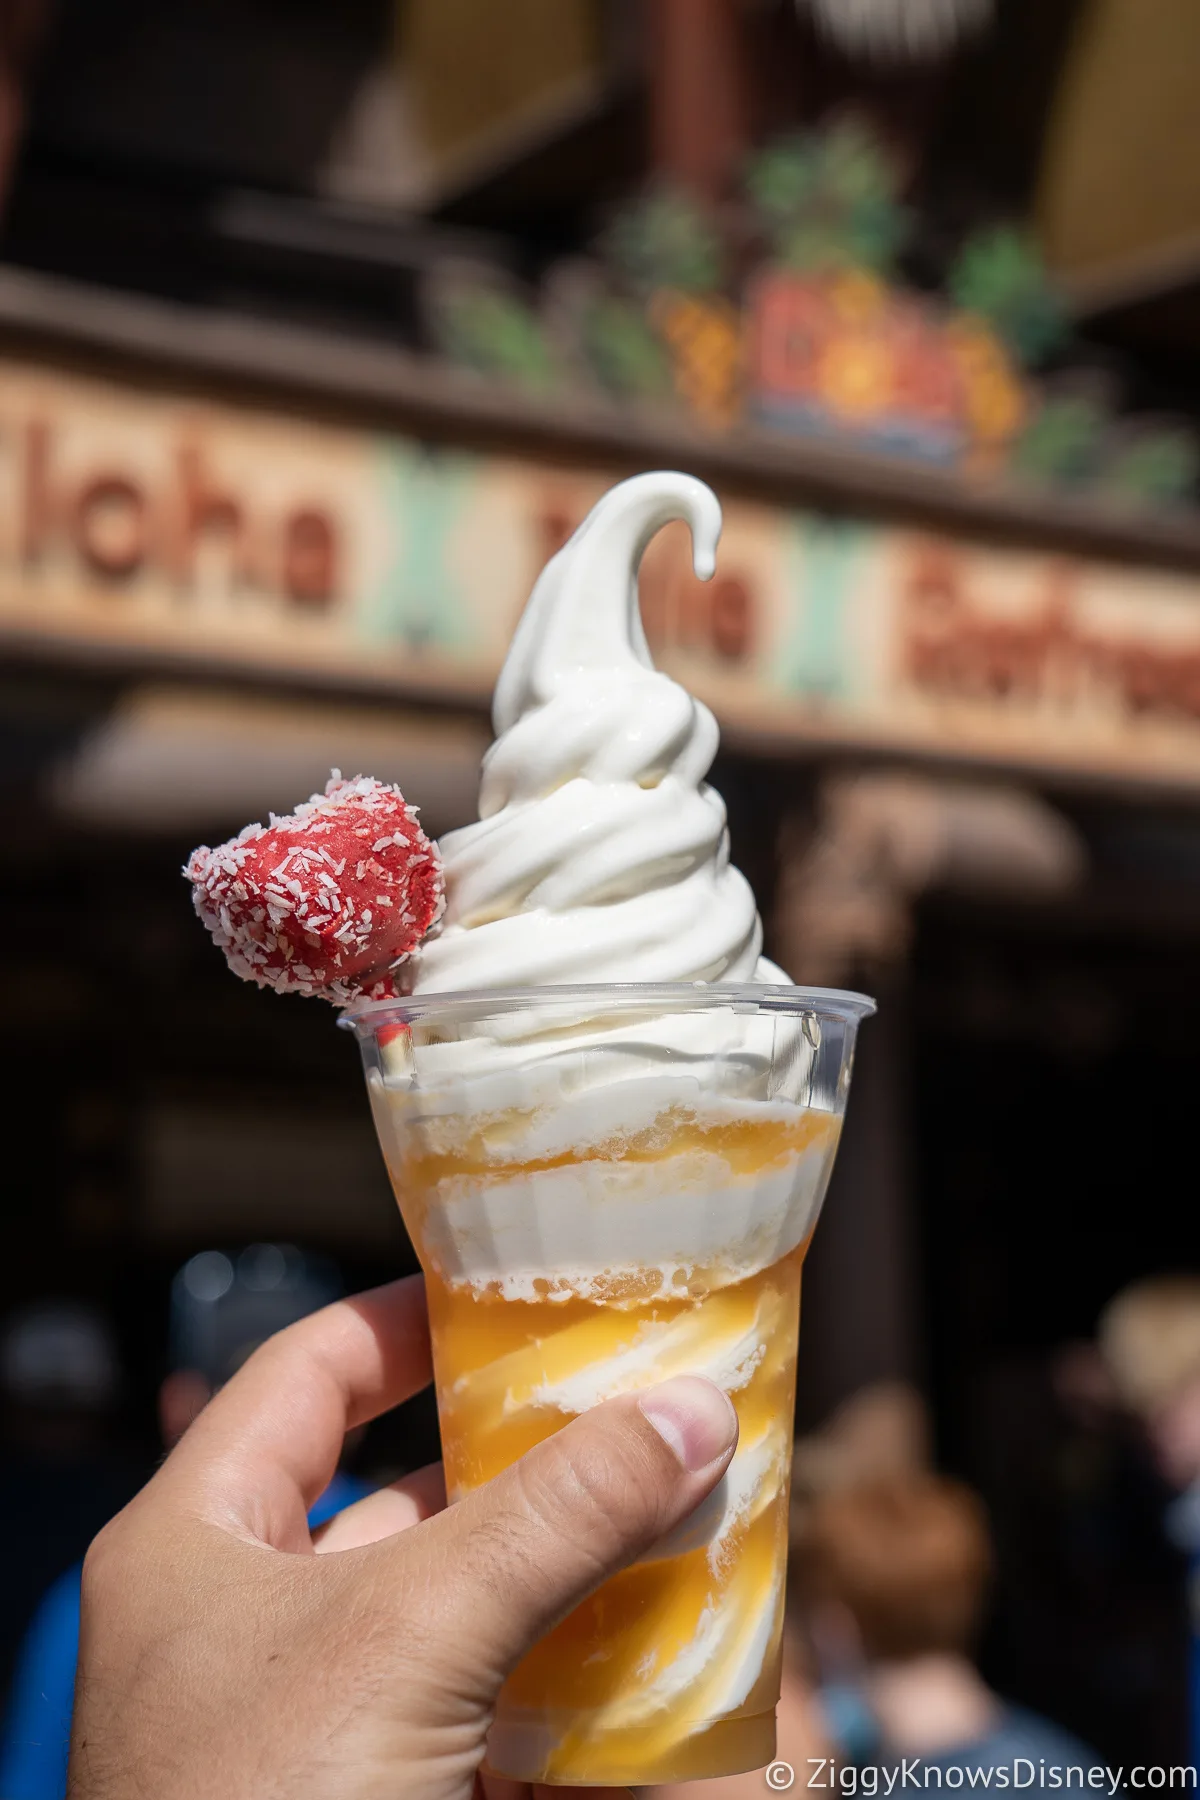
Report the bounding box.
[282,506,338,607]
[711,574,751,660]
[71,473,149,581]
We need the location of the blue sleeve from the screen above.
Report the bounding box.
[0,1566,82,1800]
[0,1482,369,1800]
[308,1471,371,1528]
[1190,1600,1200,1768]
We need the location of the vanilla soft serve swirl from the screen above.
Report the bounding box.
[412,471,788,992]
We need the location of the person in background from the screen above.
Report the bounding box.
[1099,1274,1200,1766]
[789,1471,1109,1781]
[790,1380,933,1507]
[0,1244,370,1800]
[0,1304,140,1703]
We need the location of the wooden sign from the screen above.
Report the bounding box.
[3,355,1200,791]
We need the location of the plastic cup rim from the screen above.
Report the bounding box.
[339,980,876,1036]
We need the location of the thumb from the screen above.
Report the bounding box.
[400,1375,737,1707]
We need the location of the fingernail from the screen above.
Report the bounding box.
[639,1376,737,1473]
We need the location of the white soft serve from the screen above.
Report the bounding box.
[411,470,789,992]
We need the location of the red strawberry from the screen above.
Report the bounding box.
[186,773,443,1004]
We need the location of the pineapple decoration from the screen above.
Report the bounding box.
[1009,388,1108,490]
[424,263,558,393]
[744,120,969,456]
[944,315,1028,461]
[948,227,1125,488]
[601,187,744,426]
[745,124,901,432]
[744,118,908,279]
[1105,425,1199,510]
[948,227,1066,370]
[562,281,675,405]
[945,227,1060,468]
[950,228,1198,506]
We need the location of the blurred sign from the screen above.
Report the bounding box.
[4,357,1200,789]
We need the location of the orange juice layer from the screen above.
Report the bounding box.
[400,1105,827,1182]
[423,1247,803,1785]
[375,1098,837,1307]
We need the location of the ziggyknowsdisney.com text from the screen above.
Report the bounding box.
[771,1759,1200,1792]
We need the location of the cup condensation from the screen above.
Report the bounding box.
[346,982,872,1786]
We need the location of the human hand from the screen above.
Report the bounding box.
[68,1275,738,1800]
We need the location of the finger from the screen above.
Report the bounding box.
[402,1376,737,1695]
[312,1462,447,1552]
[164,1276,432,1537]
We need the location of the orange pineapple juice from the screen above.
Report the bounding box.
[372,1095,838,1785]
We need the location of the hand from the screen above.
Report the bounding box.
[68,1275,738,1800]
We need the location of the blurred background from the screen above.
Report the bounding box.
[1,0,1200,1779]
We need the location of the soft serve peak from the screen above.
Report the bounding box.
[412,471,788,992]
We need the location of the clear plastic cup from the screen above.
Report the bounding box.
[344,982,873,1786]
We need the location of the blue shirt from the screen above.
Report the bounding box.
[886,1706,1110,1786]
[1185,1550,1200,1770]
[1166,1482,1200,1768]
[820,1683,1109,1786]
[0,1473,369,1800]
